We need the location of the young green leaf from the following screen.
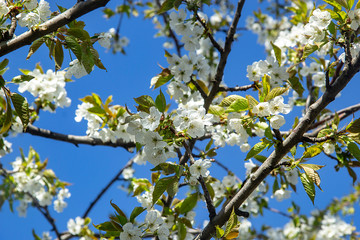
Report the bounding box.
[270,41,282,66]
[300,172,315,204]
[245,142,268,160]
[27,38,46,60]
[155,89,166,112]
[179,192,198,214]
[152,175,177,205]
[347,142,360,161]
[10,93,29,129]
[129,207,146,223]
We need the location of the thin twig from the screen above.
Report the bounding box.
[302,135,334,143]
[0,165,61,239]
[183,141,217,220]
[218,83,255,92]
[203,0,246,111]
[25,124,135,152]
[82,157,134,218]
[194,12,223,53]
[191,79,208,100]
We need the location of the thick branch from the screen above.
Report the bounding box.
[25,124,135,152]
[0,0,110,56]
[196,47,360,240]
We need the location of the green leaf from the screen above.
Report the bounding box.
[208,105,225,116]
[346,118,360,133]
[245,142,268,160]
[67,28,91,42]
[0,75,4,88]
[216,225,225,238]
[303,145,322,158]
[134,95,155,113]
[54,40,64,71]
[177,222,186,240]
[167,177,179,197]
[299,164,323,190]
[300,172,315,204]
[261,74,271,102]
[129,207,146,223]
[32,229,41,240]
[179,192,198,214]
[27,38,46,60]
[220,95,245,107]
[93,221,120,231]
[323,0,342,9]
[0,58,9,71]
[10,93,29,129]
[356,0,360,8]
[264,87,288,102]
[65,36,82,61]
[302,44,319,60]
[348,142,360,161]
[270,42,282,66]
[152,176,177,205]
[87,106,106,116]
[11,75,35,84]
[80,43,95,74]
[110,200,128,222]
[288,77,304,97]
[0,94,12,134]
[226,97,249,113]
[224,208,238,237]
[246,95,259,109]
[155,89,166,112]
[158,0,176,14]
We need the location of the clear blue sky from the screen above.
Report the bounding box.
[0,0,359,239]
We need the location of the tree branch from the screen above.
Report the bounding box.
[183,141,217,220]
[82,157,134,218]
[218,83,255,92]
[204,0,246,111]
[196,42,360,240]
[0,0,110,56]
[194,12,223,53]
[24,124,135,152]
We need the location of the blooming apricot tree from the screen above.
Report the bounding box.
[0,0,360,239]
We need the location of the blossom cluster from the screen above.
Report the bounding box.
[4,149,71,217]
[17,0,52,28]
[17,68,71,111]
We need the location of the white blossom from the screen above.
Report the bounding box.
[270,115,286,129]
[120,223,142,240]
[67,217,85,235]
[189,159,211,178]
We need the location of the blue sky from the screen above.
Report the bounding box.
[0,0,359,239]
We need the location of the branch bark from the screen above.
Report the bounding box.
[0,0,110,56]
[196,48,360,240]
[25,124,135,152]
[204,0,246,111]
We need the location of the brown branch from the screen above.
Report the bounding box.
[191,79,208,100]
[204,0,246,111]
[0,0,110,56]
[183,141,217,220]
[24,124,135,152]
[302,135,334,143]
[306,102,360,136]
[196,35,360,240]
[0,164,61,239]
[82,157,134,218]
[218,83,255,92]
[194,12,224,53]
